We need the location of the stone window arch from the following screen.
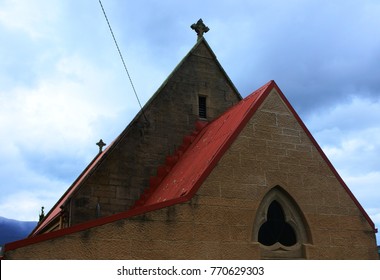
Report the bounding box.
[252,186,311,259]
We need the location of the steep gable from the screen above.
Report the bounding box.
[132,81,271,208]
[31,38,242,235]
[198,83,376,258]
[132,80,375,235]
[5,81,376,259]
[5,81,377,259]
[6,80,271,252]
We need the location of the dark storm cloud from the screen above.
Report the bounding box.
[220,0,380,117]
[104,0,380,119]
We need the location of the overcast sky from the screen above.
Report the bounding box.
[0,0,379,242]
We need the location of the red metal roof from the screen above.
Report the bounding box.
[30,139,117,236]
[6,80,375,253]
[132,80,272,209]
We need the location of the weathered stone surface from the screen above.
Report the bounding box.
[5,41,378,260]
[66,39,241,226]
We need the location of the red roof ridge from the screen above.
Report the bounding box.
[29,139,117,236]
[28,38,243,238]
[130,120,209,209]
[137,80,274,207]
[131,81,275,210]
[5,80,375,253]
[6,82,271,252]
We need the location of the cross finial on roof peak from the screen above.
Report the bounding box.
[39,206,45,222]
[191,19,209,41]
[96,139,106,153]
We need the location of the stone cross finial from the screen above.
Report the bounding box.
[191,19,209,40]
[96,139,106,153]
[39,206,45,222]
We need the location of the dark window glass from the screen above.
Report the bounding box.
[198,96,207,118]
[258,200,297,246]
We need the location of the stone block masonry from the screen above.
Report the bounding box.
[5,87,377,259]
[66,40,242,226]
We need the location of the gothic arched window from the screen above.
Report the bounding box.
[252,186,311,259]
[258,200,297,246]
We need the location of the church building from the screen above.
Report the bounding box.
[4,20,378,259]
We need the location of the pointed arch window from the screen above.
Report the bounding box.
[258,200,297,247]
[252,186,311,259]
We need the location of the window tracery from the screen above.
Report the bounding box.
[252,186,311,259]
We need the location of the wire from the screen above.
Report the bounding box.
[98,0,148,123]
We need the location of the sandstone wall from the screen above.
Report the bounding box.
[6,88,377,259]
[67,40,241,225]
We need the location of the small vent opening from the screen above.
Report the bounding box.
[198,96,207,119]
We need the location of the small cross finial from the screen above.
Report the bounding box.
[191,19,209,41]
[96,139,106,153]
[39,206,45,222]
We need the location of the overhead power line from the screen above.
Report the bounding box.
[98,0,148,123]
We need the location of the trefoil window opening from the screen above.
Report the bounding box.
[258,200,297,246]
